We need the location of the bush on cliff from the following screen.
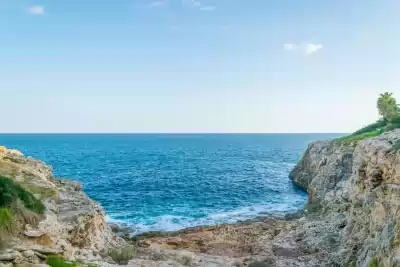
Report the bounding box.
[0,176,45,214]
[105,246,134,265]
[337,92,400,144]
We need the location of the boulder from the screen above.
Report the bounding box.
[6,149,24,157]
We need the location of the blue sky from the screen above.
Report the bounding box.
[1,0,399,133]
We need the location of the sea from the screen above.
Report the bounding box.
[0,133,343,234]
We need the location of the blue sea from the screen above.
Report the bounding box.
[0,134,342,234]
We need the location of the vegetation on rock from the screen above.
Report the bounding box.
[105,246,134,265]
[0,176,45,214]
[368,258,378,267]
[0,207,13,232]
[337,92,400,144]
[46,255,77,267]
[377,92,400,121]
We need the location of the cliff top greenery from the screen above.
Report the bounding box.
[337,92,400,144]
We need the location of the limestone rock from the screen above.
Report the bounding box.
[6,149,24,157]
[24,228,44,238]
[22,250,35,258]
[289,129,400,266]
[0,250,22,261]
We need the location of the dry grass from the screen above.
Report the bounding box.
[12,199,41,227]
[105,246,135,265]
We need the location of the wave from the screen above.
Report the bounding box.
[105,200,304,234]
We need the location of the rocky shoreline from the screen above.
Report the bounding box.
[2,130,400,266]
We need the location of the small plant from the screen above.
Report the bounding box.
[107,246,134,265]
[0,208,14,233]
[47,255,77,267]
[368,258,378,267]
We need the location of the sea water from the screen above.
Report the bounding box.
[0,133,342,234]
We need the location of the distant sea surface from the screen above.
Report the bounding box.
[0,134,343,234]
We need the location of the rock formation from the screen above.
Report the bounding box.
[290,129,400,266]
[0,147,126,266]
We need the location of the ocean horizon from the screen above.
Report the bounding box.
[0,133,344,234]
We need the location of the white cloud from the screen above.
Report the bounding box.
[182,0,216,11]
[199,5,216,11]
[27,5,44,15]
[182,0,201,7]
[305,43,323,54]
[149,1,166,8]
[283,43,296,51]
[284,42,323,55]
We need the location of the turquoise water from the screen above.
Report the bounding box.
[0,134,342,233]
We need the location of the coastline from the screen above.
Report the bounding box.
[2,130,400,266]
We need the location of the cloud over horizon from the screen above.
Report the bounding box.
[284,43,323,55]
[27,5,45,15]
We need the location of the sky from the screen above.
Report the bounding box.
[0,0,399,133]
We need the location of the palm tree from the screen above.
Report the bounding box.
[377,92,400,121]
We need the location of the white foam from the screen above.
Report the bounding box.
[105,200,304,234]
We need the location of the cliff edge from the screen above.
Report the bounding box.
[0,147,127,266]
[289,129,400,266]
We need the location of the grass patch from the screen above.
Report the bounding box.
[0,208,13,232]
[46,256,77,267]
[336,130,383,145]
[352,120,387,135]
[368,258,378,267]
[337,117,400,145]
[0,176,45,214]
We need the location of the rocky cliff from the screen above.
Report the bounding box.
[0,147,126,266]
[289,130,400,266]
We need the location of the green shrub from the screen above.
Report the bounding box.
[0,176,45,214]
[46,255,77,267]
[336,130,382,144]
[352,120,387,135]
[368,258,378,267]
[390,116,400,124]
[107,246,134,265]
[0,208,14,233]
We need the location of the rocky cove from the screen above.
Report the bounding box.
[1,130,400,267]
